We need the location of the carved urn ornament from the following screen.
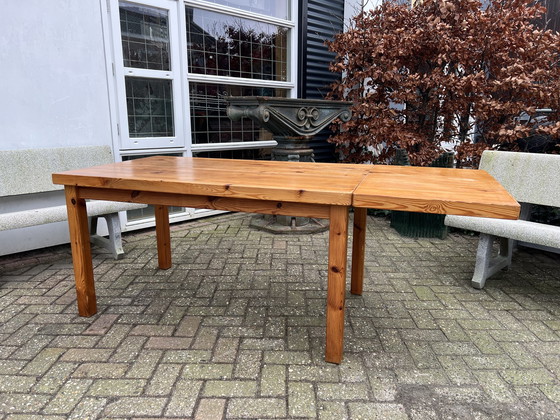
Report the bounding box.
[226,97,351,162]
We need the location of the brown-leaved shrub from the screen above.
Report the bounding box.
[328,0,560,166]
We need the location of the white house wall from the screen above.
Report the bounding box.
[0,1,113,149]
[0,0,114,256]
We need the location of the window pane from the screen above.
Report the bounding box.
[189,83,287,145]
[120,2,171,70]
[194,149,270,160]
[126,77,174,137]
[199,0,289,19]
[186,7,288,81]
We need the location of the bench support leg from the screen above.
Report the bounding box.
[65,186,97,317]
[90,214,125,260]
[472,234,513,289]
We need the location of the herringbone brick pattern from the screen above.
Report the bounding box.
[1,213,559,419]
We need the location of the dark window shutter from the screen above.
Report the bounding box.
[299,0,345,162]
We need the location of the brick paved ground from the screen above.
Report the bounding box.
[0,212,559,419]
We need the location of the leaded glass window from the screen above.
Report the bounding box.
[189,83,287,145]
[186,7,288,81]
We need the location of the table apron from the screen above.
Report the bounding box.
[77,187,332,219]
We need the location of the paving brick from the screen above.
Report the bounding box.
[226,397,286,418]
[19,345,61,377]
[32,362,78,394]
[87,379,146,397]
[288,381,316,417]
[437,355,477,386]
[61,349,113,363]
[67,397,107,419]
[4,415,67,420]
[165,380,202,417]
[260,364,286,396]
[50,335,101,349]
[175,315,202,337]
[288,365,339,382]
[317,401,348,420]
[500,368,556,385]
[212,337,239,363]
[463,354,518,370]
[473,370,517,403]
[234,350,262,379]
[539,384,560,403]
[72,362,128,379]
[203,380,257,397]
[126,350,162,379]
[43,379,92,414]
[145,363,181,396]
[263,350,312,365]
[316,383,369,401]
[129,325,174,336]
[109,336,147,362]
[0,359,26,375]
[0,375,37,393]
[182,363,233,380]
[435,319,470,342]
[82,314,119,335]
[406,341,441,369]
[0,394,51,414]
[378,329,407,353]
[144,336,192,349]
[96,324,132,348]
[466,331,503,355]
[367,368,398,401]
[10,335,54,360]
[349,402,408,419]
[161,349,211,363]
[194,398,226,420]
[103,397,167,417]
[191,326,219,350]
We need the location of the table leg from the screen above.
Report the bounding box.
[155,205,172,269]
[325,205,349,364]
[64,186,97,317]
[351,207,367,295]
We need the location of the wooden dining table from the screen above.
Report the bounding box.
[52,156,519,364]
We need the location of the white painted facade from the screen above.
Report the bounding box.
[0,1,117,255]
[0,0,363,256]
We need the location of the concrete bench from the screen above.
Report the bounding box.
[0,146,146,259]
[445,150,560,288]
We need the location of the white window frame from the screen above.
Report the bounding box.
[109,0,190,151]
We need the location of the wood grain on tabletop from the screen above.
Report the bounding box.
[353,165,520,219]
[52,156,370,206]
